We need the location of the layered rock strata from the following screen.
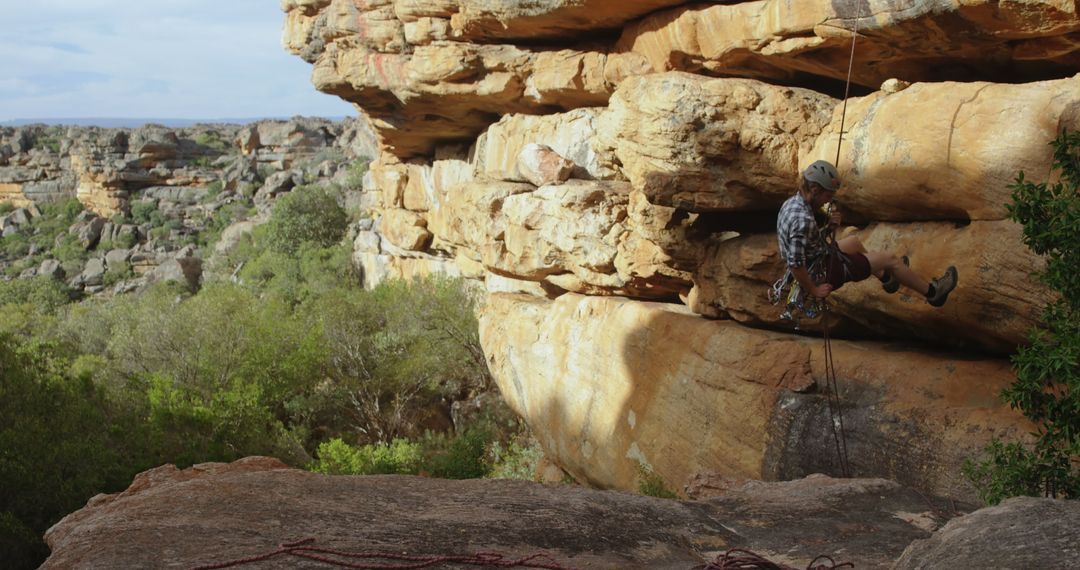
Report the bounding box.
[281,1,1080,499]
[283,0,1080,156]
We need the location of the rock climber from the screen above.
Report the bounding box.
[771,160,958,318]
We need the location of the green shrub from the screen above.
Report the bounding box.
[0,202,14,215]
[0,276,71,314]
[130,201,158,225]
[2,232,31,259]
[115,232,137,249]
[421,428,493,479]
[487,437,545,481]
[0,335,139,569]
[203,180,224,202]
[51,234,87,264]
[964,129,1080,504]
[637,465,677,499]
[102,265,133,288]
[309,438,422,476]
[344,158,370,191]
[263,185,348,255]
[193,132,228,153]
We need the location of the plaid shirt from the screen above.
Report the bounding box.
[776,193,826,269]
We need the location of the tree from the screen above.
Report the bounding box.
[965,130,1080,503]
[263,185,348,254]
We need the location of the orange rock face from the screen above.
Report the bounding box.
[282,1,1080,499]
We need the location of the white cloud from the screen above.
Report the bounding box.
[0,0,354,120]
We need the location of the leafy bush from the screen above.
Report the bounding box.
[102,265,133,288]
[0,276,71,314]
[193,132,228,153]
[202,180,224,202]
[130,200,159,225]
[487,437,545,481]
[309,276,488,442]
[422,428,492,479]
[0,335,140,569]
[309,438,422,476]
[344,158,370,191]
[263,185,348,254]
[637,465,678,499]
[964,130,1080,504]
[0,202,14,215]
[307,429,494,480]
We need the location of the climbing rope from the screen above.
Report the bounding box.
[821,302,852,478]
[834,6,863,166]
[699,548,853,570]
[817,1,864,480]
[187,538,580,570]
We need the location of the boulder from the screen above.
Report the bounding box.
[0,183,34,209]
[380,208,432,251]
[806,75,1080,223]
[479,293,1030,501]
[72,258,106,288]
[38,259,65,280]
[104,248,131,269]
[71,216,106,250]
[213,220,258,256]
[147,256,202,292]
[477,108,614,183]
[516,143,574,187]
[595,73,835,212]
[253,169,302,204]
[895,496,1080,570]
[41,457,969,570]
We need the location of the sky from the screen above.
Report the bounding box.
[0,0,356,121]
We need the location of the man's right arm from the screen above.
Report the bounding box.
[791,265,832,299]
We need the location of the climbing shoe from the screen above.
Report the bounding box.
[881,255,909,294]
[927,266,958,307]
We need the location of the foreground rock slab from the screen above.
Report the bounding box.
[43,457,960,569]
[895,496,1080,570]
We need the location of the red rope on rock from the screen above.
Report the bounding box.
[699,548,853,570]
[187,538,580,570]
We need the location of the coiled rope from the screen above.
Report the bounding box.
[187,538,580,570]
[699,548,853,570]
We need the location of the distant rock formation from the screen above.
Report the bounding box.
[281,1,1080,500]
[0,118,376,297]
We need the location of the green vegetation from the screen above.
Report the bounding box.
[0,181,525,568]
[193,131,229,153]
[0,202,14,215]
[0,198,87,276]
[637,465,678,499]
[344,158,370,191]
[263,185,348,254]
[964,130,1080,504]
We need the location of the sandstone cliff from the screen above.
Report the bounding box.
[281,1,1080,499]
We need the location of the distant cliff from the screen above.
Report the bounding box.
[0,117,375,295]
[280,0,1080,500]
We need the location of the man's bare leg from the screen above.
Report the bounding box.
[864,251,929,295]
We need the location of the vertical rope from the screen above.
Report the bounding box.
[834,7,864,167]
[821,314,852,478]
[818,0,865,481]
